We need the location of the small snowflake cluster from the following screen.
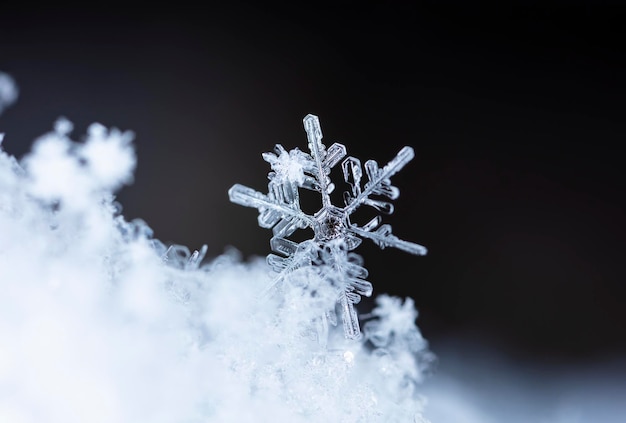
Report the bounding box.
[229,114,426,343]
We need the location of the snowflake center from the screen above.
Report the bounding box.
[314,207,346,242]
[321,215,343,239]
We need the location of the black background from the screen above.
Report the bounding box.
[1,3,625,364]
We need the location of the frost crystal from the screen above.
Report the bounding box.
[229,114,427,342]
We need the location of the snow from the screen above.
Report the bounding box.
[0,76,431,422]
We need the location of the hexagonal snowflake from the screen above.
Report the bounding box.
[229,114,426,342]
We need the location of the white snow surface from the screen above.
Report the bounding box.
[0,113,431,422]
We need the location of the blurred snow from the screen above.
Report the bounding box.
[422,339,626,423]
[0,72,18,115]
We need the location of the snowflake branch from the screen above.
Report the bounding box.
[303,114,332,208]
[349,224,427,255]
[343,146,415,215]
[228,184,315,228]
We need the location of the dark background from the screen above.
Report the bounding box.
[1,3,624,364]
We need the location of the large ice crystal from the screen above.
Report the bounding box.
[229,114,426,341]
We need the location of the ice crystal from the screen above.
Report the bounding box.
[229,114,427,341]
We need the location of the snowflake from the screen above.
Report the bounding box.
[229,114,426,342]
